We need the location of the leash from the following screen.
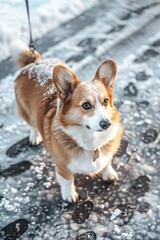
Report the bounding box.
[25,0,37,63]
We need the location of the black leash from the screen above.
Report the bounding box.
[25,0,37,63]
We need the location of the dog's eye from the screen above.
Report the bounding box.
[103,98,109,106]
[82,102,92,110]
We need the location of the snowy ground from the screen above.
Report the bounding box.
[0,0,98,61]
[0,0,160,239]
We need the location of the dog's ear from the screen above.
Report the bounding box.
[93,60,117,88]
[53,64,80,98]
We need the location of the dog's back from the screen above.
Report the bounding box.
[15,50,60,143]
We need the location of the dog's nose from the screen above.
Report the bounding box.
[99,120,111,130]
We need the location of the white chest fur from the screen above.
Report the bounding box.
[68,150,113,175]
[63,123,119,151]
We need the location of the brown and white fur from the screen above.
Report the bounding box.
[15,49,123,202]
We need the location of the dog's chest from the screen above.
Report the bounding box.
[68,150,112,174]
[63,124,118,151]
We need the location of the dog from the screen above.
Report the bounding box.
[15,49,123,202]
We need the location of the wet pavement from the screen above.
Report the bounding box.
[0,0,160,239]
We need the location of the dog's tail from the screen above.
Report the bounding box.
[17,49,41,68]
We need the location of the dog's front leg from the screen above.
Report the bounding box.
[56,167,78,203]
[102,162,118,181]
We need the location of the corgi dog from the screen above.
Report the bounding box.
[15,49,123,202]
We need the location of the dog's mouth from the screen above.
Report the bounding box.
[97,129,106,132]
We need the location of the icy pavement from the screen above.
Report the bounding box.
[0,0,160,239]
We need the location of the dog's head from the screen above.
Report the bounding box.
[53,60,120,132]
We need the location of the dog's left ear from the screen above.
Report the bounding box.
[93,60,117,88]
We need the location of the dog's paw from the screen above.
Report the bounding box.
[102,164,118,181]
[56,172,78,203]
[29,128,42,145]
[62,187,78,203]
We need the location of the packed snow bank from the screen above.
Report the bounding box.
[0,0,98,61]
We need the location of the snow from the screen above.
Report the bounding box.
[110,208,121,221]
[23,58,62,86]
[0,0,160,239]
[0,0,98,61]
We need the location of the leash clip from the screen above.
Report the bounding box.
[25,0,37,64]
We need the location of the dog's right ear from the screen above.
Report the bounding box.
[53,64,80,99]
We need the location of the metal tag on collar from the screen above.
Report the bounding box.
[93,149,99,162]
